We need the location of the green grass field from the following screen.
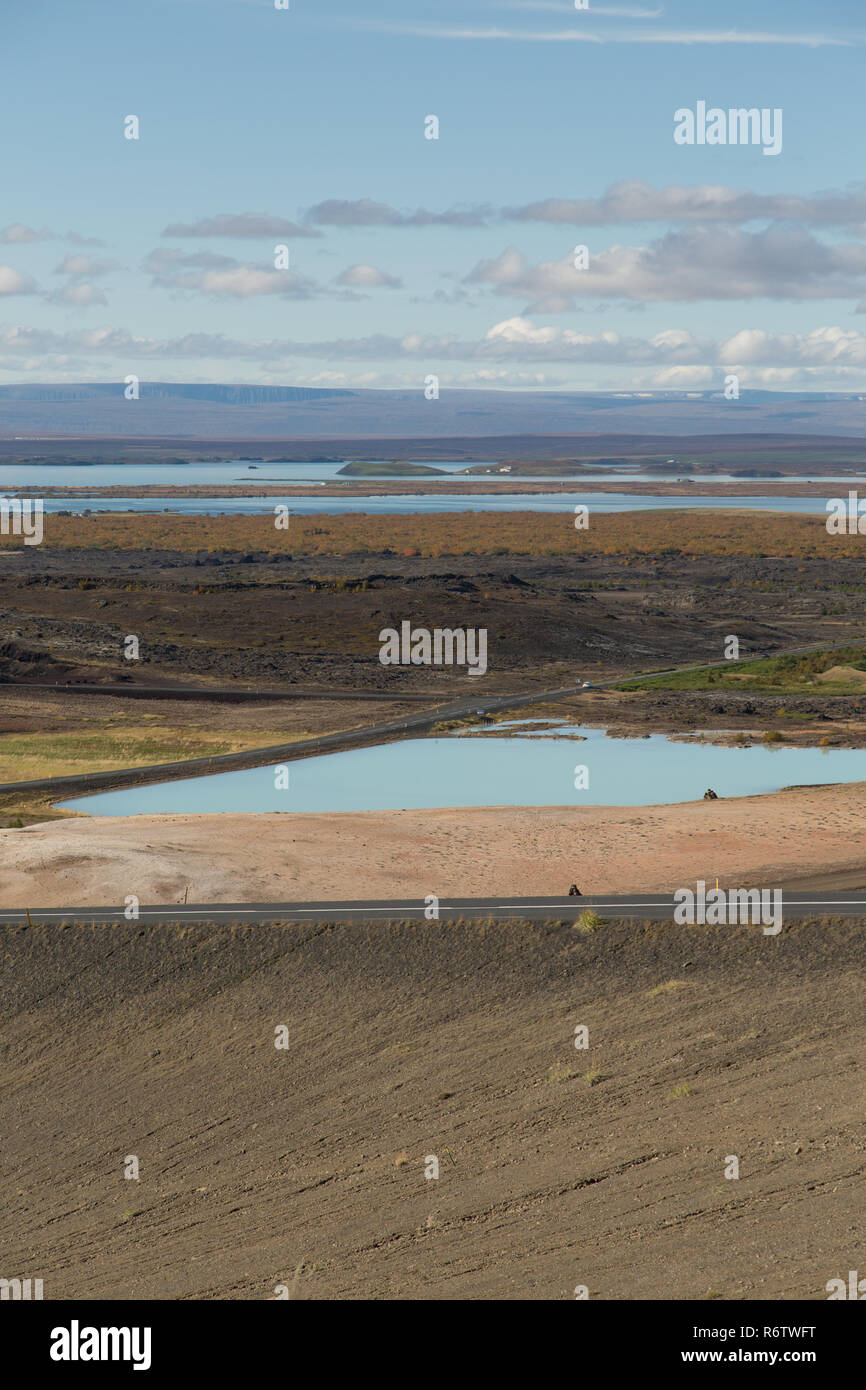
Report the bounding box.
[616,645,866,695]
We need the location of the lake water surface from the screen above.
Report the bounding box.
[30,492,831,516]
[6,460,863,489]
[59,725,866,816]
[1,458,857,517]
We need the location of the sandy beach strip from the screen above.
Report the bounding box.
[2,782,866,909]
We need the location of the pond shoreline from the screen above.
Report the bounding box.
[3,781,866,909]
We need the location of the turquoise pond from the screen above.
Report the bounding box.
[59,726,866,816]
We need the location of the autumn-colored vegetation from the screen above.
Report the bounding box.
[1,507,859,558]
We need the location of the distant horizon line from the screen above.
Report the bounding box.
[0,382,863,401]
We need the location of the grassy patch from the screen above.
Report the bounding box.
[430,715,488,733]
[616,644,866,695]
[574,909,607,933]
[546,1061,577,1084]
[0,726,310,783]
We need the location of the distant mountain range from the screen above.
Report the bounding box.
[1,382,866,441]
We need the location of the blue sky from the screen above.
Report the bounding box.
[2,0,866,390]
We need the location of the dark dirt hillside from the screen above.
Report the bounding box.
[1,917,862,1300]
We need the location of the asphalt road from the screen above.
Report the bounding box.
[2,893,866,925]
[0,685,575,796]
[0,681,439,702]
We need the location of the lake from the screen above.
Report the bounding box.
[58,725,866,816]
[27,492,832,516]
[0,458,859,518]
[5,460,863,489]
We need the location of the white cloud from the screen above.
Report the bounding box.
[54,254,118,278]
[646,364,715,387]
[335,263,403,289]
[361,22,849,47]
[5,319,866,383]
[447,367,557,387]
[0,266,38,296]
[48,283,109,307]
[506,180,866,228]
[162,213,321,239]
[1,224,104,246]
[467,227,866,306]
[195,267,310,297]
[191,182,866,237]
[1,224,48,245]
[65,231,107,247]
[720,325,866,366]
[144,249,321,299]
[305,198,491,228]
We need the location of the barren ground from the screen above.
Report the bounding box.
[1,916,861,1300]
[3,781,866,908]
[3,517,866,693]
